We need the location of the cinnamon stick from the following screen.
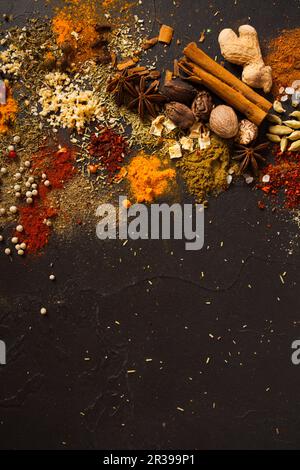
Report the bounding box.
[183,42,272,113]
[179,59,267,126]
[159,25,174,45]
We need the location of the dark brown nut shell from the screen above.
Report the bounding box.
[192,90,213,122]
[165,102,195,129]
[162,79,197,105]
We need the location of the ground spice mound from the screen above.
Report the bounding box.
[89,127,128,177]
[0,84,18,134]
[265,28,300,94]
[32,146,77,193]
[17,146,77,254]
[124,152,176,203]
[18,205,57,254]
[176,137,231,203]
[52,0,107,63]
[260,149,300,209]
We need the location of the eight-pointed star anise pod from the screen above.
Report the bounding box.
[106,69,139,106]
[127,76,166,119]
[233,142,269,175]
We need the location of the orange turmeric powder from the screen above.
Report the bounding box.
[124,152,176,203]
[52,0,102,63]
[0,83,18,134]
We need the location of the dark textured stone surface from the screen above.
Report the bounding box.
[0,0,300,450]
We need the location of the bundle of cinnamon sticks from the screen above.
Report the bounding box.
[179,43,272,126]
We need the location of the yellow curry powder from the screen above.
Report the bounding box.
[176,137,232,203]
[0,84,18,134]
[124,152,176,203]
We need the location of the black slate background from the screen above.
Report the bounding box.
[0,0,300,450]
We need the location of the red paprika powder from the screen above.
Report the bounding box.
[17,146,77,254]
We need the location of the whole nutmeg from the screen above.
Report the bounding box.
[192,90,213,122]
[165,102,195,130]
[209,105,239,139]
[235,119,258,145]
[162,79,197,105]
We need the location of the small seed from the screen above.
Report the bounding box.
[4,248,11,255]
[40,307,47,315]
[9,206,18,214]
[12,237,18,244]
[16,225,23,232]
[17,249,24,256]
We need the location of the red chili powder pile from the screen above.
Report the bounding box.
[260,149,300,209]
[88,127,128,177]
[17,147,77,254]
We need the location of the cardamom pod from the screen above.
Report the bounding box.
[165,102,195,129]
[268,125,293,136]
[283,120,300,129]
[191,90,213,122]
[162,79,197,105]
[273,100,286,114]
[288,140,300,152]
[290,111,300,120]
[267,114,282,125]
[280,137,288,152]
[288,131,300,141]
[266,134,281,143]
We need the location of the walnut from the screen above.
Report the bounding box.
[235,119,258,145]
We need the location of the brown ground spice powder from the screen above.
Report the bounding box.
[265,28,300,94]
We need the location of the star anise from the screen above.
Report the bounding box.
[233,142,269,175]
[127,76,166,119]
[106,68,139,106]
